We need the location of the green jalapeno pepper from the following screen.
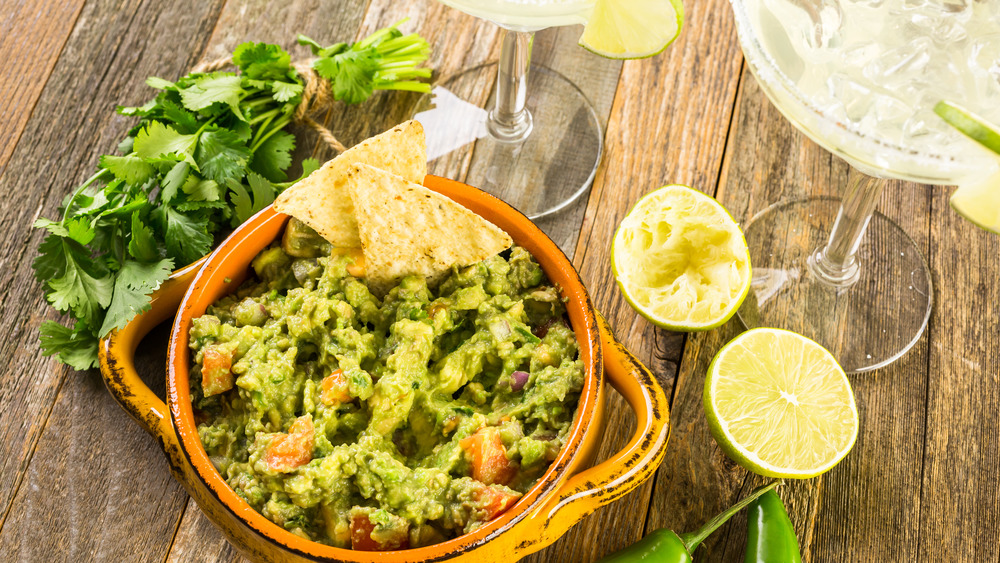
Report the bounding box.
[745,489,801,563]
[598,481,781,563]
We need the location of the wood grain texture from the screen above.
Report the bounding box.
[550,0,746,559]
[0,0,86,175]
[647,62,934,561]
[0,0,226,542]
[158,1,372,559]
[918,188,1000,561]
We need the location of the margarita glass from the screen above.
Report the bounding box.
[729,0,1000,372]
[415,0,603,219]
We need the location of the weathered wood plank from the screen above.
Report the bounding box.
[545,0,746,559]
[0,0,228,544]
[917,189,1000,561]
[0,324,192,561]
[646,63,933,561]
[157,0,373,559]
[165,2,621,560]
[0,0,86,175]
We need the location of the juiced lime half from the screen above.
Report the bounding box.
[612,185,751,331]
[579,0,684,60]
[704,328,859,479]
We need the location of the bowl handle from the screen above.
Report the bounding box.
[98,260,203,443]
[529,312,671,547]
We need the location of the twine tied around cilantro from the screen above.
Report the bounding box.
[33,21,433,371]
[191,56,349,153]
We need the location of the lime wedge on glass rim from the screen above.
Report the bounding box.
[933,100,1000,235]
[611,185,751,331]
[578,0,684,60]
[704,328,859,479]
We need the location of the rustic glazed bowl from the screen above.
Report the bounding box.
[99,175,670,562]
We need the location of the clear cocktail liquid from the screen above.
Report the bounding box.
[746,0,1000,182]
[437,0,593,30]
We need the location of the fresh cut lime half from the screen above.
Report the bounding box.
[704,328,859,479]
[579,0,684,60]
[612,185,751,331]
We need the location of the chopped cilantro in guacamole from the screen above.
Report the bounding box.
[190,223,583,550]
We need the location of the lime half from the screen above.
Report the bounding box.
[579,0,684,60]
[704,328,859,479]
[612,185,751,331]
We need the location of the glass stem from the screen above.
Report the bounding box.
[487,29,534,143]
[808,167,886,288]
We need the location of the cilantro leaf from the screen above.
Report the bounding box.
[45,239,113,326]
[233,42,293,81]
[160,161,189,203]
[272,80,303,103]
[33,233,69,282]
[34,218,69,237]
[179,73,245,121]
[146,76,176,90]
[100,154,155,185]
[195,128,251,184]
[226,173,275,226]
[158,99,200,133]
[133,121,198,167]
[314,48,380,104]
[153,206,212,264]
[182,175,222,201]
[39,321,100,370]
[299,158,321,180]
[99,259,173,336]
[128,212,159,262]
[65,218,95,245]
[250,130,295,182]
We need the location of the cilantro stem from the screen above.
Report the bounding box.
[249,107,281,126]
[252,114,293,153]
[61,169,111,223]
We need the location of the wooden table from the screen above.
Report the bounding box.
[2,0,998,561]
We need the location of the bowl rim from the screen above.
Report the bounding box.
[166,175,604,561]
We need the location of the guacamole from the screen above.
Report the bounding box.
[189,221,584,550]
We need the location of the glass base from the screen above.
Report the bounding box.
[736,197,933,373]
[412,63,603,219]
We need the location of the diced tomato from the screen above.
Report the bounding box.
[264,416,314,473]
[349,514,409,551]
[201,345,233,396]
[459,427,518,486]
[320,369,352,406]
[477,485,521,520]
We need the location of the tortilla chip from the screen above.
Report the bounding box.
[346,163,513,295]
[273,120,427,247]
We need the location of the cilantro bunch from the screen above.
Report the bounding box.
[34,23,431,370]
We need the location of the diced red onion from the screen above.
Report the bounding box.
[511,370,529,391]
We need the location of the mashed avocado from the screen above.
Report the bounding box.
[189,221,584,550]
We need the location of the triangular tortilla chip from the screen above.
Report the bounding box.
[346,163,513,295]
[273,120,427,247]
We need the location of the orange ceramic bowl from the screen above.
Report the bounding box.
[100,175,670,562]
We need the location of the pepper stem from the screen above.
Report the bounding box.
[679,480,782,554]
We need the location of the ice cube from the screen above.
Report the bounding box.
[863,36,932,87]
[826,72,876,124]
